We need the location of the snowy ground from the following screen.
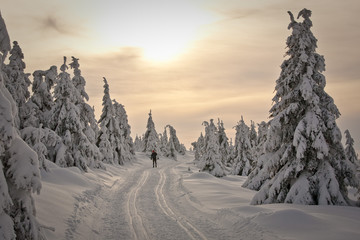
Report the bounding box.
[34,152,360,240]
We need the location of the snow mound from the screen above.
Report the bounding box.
[41,162,90,188]
[186,171,215,180]
[256,209,326,231]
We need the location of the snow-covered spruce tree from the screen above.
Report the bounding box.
[165,135,177,160]
[242,121,269,190]
[344,130,360,199]
[25,66,57,128]
[231,116,253,176]
[97,77,118,164]
[20,66,63,171]
[252,121,268,163]
[217,119,230,165]
[3,41,31,129]
[192,132,204,162]
[49,56,90,171]
[246,9,358,205]
[256,121,268,148]
[143,110,160,153]
[166,124,186,155]
[0,31,42,239]
[226,138,235,167]
[198,119,226,177]
[134,134,144,152]
[249,120,258,148]
[113,99,135,163]
[69,56,103,168]
[159,128,168,154]
[344,130,359,167]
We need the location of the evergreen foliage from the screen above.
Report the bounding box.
[49,57,88,171]
[245,9,359,205]
[97,77,119,164]
[69,56,103,169]
[3,41,30,128]
[113,99,135,163]
[143,110,160,153]
[231,116,254,176]
[134,134,144,152]
[24,66,57,128]
[217,119,230,165]
[198,119,226,177]
[192,133,205,162]
[97,78,134,165]
[344,130,359,166]
[0,16,43,237]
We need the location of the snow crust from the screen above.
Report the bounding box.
[34,152,360,240]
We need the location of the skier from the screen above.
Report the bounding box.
[151,150,158,168]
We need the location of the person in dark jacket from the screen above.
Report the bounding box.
[151,150,158,168]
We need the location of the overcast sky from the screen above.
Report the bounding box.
[2,0,360,151]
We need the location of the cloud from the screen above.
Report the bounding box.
[35,15,82,36]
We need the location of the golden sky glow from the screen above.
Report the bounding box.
[1,0,360,151]
[91,0,218,62]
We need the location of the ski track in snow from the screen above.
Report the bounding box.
[63,153,281,240]
[127,170,150,240]
[155,166,207,240]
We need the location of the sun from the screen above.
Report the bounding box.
[93,0,217,62]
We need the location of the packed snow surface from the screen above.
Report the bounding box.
[35,152,360,240]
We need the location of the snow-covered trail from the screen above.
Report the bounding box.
[66,152,269,240]
[85,153,233,240]
[36,152,360,240]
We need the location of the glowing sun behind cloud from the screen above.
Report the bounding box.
[92,0,217,62]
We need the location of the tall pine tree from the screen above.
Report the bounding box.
[97,77,118,164]
[217,119,230,165]
[69,56,103,168]
[231,116,253,176]
[50,57,88,171]
[246,9,358,205]
[0,13,43,238]
[192,132,205,162]
[143,110,160,153]
[344,130,359,167]
[198,119,226,177]
[113,99,135,163]
[3,41,30,128]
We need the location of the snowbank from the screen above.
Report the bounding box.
[180,156,360,240]
[34,153,360,240]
